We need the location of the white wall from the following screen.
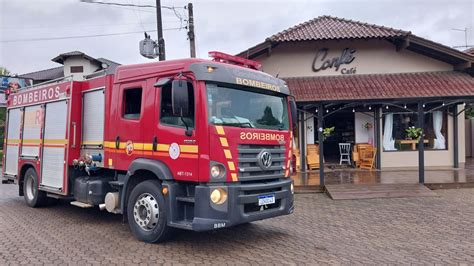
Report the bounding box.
[305,113,315,144]
[355,112,375,144]
[381,106,466,168]
[255,39,453,78]
[63,56,100,81]
[466,119,472,157]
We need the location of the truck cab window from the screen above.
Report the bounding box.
[123,88,142,119]
[160,83,195,128]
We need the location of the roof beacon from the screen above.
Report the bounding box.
[208,51,262,70]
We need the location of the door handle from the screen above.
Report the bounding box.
[115,136,120,149]
[152,136,158,151]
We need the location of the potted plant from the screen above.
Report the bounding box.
[323,126,335,140]
[363,122,373,130]
[405,126,423,141]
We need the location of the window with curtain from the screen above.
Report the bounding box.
[382,111,448,151]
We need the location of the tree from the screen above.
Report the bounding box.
[466,104,474,119]
[0,66,11,76]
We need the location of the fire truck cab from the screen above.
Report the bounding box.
[2,52,296,242]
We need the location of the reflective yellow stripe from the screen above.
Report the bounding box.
[228,161,235,171]
[143,143,153,151]
[220,137,229,147]
[82,141,104,146]
[7,139,21,144]
[215,126,225,135]
[224,149,232,159]
[44,139,68,145]
[102,141,198,154]
[180,145,198,153]
[231,173,238,182]
[156,144,169,152]
[23,139,42,144]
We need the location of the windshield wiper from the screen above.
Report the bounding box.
[218,121,253,128]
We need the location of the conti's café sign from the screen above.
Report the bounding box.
[312,48,357,74]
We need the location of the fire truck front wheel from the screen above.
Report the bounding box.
[23,168,47,208]
[127,180,172,243]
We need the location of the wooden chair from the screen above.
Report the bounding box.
[353,143,372,167]
[307,144,320,170]
[293,148,301,171]
[359,146,376,170]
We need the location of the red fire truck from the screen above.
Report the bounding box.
[2,52,296,242]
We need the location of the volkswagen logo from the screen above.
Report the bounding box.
[258,150,272,170]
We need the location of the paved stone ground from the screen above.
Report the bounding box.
[1,183,473,265]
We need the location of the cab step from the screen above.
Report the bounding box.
[169,220,193,230]
[176,196,195,203]
[70,201,94,208]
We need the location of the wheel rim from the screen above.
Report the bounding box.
[133,193,160,231]
[25,175,36,200]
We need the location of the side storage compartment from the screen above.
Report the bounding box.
[4,108,22,177]
[40,100,69,191]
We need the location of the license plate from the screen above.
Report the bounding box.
[258,194,275,206]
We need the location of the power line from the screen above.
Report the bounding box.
[1,27,186,43]
[78,0,184,10]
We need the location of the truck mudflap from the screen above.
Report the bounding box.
[173,179,294,231]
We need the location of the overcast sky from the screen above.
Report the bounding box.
[0,0,473,75]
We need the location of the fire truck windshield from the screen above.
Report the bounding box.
[206,83,289,130]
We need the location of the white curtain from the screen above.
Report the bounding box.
[433,111,446,149]
[383,113,397,151]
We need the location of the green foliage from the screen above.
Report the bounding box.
[466,104,474,119]
[323,126,335,138]
[405,126,423,140]
[0,66,10,76]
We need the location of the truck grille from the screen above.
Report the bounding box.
[237,144,286,181]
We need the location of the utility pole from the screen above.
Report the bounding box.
[187,3,196,58]
[156,0,166,60]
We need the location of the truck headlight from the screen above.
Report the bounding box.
[210,188,228,205]
[210,163,226,180]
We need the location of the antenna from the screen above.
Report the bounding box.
[451,28,474,49]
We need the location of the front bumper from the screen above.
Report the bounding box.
[188,178,294,231]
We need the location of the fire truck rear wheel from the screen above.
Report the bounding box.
[23,168,47,208]
[127,180,172,243]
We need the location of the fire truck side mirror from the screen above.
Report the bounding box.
[290,99,297,130]
[171,80,190,117]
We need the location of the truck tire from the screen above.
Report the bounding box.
[127,180,172,243]
[23,168,47,208]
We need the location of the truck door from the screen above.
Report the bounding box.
[154,80,199,181]
[40,100,68,191]
[4,108,22,177]
[110,81,147,170]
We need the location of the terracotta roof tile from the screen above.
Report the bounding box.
[283,71,474,102]
[269,16,409,42]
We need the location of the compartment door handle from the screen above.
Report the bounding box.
[152,136,158,151]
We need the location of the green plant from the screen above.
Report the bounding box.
[323,126,335,139]
[405,126,423,140]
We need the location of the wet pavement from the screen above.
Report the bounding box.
[1,183,474,264]
[293,157,474,188]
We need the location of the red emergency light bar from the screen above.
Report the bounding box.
[208,51,262,70]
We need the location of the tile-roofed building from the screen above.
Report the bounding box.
[19,51,120,83]
[268,15,409,42]
[236,15,474,173]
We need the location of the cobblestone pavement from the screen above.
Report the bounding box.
[1,183,473,265]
